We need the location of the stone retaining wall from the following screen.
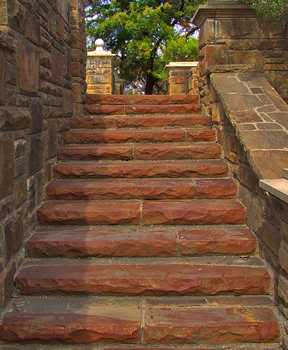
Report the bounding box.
[0,0,86,306]
[193,1,288,347]
[208,71,288,348]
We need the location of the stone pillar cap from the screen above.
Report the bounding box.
[192,0,254,27]
[88,38,115,57]
[166,62,199,68]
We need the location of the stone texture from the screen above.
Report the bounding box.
[70,114,209,129]
[46,178,237,200]
[59,143,221,160]
[16,261,270,295]
[144,305,279,344]
[63,128,187,144]
[17,39,39,93]
[239,130,288,150]
[86,103,199,115]
[27,228,178,258]
[1,297,141,343]
[134,143,221,160]
[0,136,14,200]
[260,179,288,204]
[178,227,256,256]
[142,200,246,225]
[86,94,198,105]
[54,160,228,179]
[59,144,133,161]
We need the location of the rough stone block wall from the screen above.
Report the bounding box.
[0,0,86,306]
[205,71,288,348]
[195,6,288,102]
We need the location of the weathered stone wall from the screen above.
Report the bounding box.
[193,0,288,102]
[208,72,288,347]
[0,0,86,306]
[193,2,288,347]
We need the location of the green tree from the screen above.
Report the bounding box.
[243,0,288,18]
[85,1,202,94]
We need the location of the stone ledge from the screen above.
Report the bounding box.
[260,179,288,204]
[284,169,288,180]
[192,1,255,27]
[211,71,288,179]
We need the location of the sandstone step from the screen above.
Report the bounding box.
[0,346,283,350]
[46,178,237,200]
[37,200,246,225]
[15,259,270,295]
[0,297,141,343]
[54,160,228,179]
[63,128,216,144]
[85,104,200,115]
[144,302,279,345]
[86,94,199,105]
[27,226,256,258]
[0,296,279,345]
[70,114,210,129]
[59,143,222,161]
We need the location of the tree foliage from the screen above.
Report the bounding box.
[243,0,288,19]
[85,1,202,94]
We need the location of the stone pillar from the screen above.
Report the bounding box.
[86,39,114,95]
[166,62,199,95]
[192,0,288,100]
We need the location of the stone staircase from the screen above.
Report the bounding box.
[0,95,282,349]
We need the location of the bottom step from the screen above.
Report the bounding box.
[0,296,279,345]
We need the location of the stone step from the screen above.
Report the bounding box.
[85,103,199,115]
[86,94,199,105]
[15,259,270,295]
[59,143,222,161]
[0,296,279,345]
[0,345,283,350]
[46,178,237,200]
[63,128,216,144]
[27,226,256,258]
[37,200,246,225]
[70,114,210,129]
[54,160,228,179]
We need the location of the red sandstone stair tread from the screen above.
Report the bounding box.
[46,178,237,200]
[59,144,133,160]
[54,160,228,178]
[59,143,221,161]
[27,227,177,258]
[0,295,278,345]
[86,94,199,105]
[85,103,199,115]
[144,304,279,344]
[0,297,141,343]
[134,143,221,160]
[37,200,246,225]
[27,226,256,258]
[15,261,270,295]
[37,200,141,225]
[178,227,256,256]
[0,346,282,350]
[142,200,246,225]
[70,114,210,129]
[63,128,216,144]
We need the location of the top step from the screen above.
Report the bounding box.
[85,95,200,115]
[86,94,199,105]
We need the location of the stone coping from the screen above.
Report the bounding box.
[211,71,288,179]
[166,62,199,68]
[260,179,288,204]
[192,1,254,27]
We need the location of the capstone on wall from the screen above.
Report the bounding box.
[0,0,86,306]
